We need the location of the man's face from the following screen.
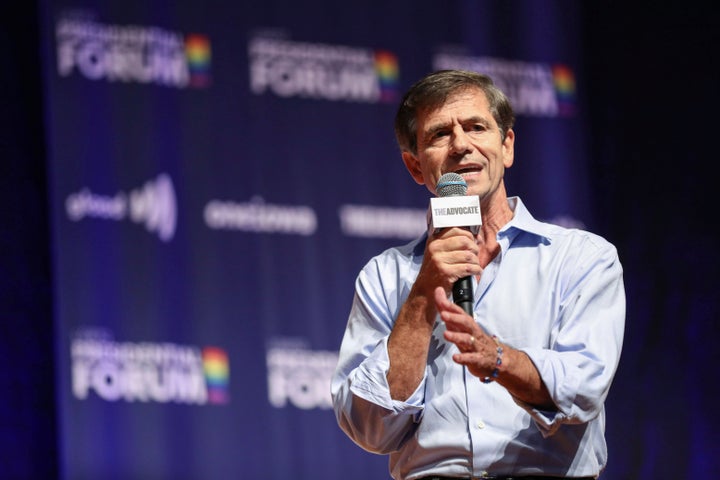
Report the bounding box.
[402,88,514,200]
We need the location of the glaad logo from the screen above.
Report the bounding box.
[70,329,230,405]
[65,173,177,242]
[55,14,211,88]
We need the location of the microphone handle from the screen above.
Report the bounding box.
[452,276,474,316]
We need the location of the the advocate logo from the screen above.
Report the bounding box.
[65,173,177,242]
[429,195,482,233]
[433,205,480,216]
[433,52,577,117]
[55,11,211,88]
[71,328,230,405]
[248,33,399,103]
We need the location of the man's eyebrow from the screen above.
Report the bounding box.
[462,115,492,127]
[424,115,491,136]
[424,121,452,137]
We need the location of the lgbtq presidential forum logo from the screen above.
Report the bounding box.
[434,52,577,118]
[71,329,230,406]
[55,11,211,88]
[248,33,399,103]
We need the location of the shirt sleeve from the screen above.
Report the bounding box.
[517,237,626,437]
[331,262,425,454]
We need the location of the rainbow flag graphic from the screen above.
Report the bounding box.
[186,34,212,88]
[203,346,229,404]
[375,50,399,103]
[552,64,576,116]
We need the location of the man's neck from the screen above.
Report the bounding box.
[476,190,514,267]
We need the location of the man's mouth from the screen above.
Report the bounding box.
[454,166,482,176]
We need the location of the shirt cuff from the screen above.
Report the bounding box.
[350,336,426,415]
[515,347,579,437]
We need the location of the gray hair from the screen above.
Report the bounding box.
[394,70,515,154]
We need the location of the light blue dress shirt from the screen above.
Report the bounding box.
[331,197,625,479]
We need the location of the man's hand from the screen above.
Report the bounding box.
[434,286,499,380]
[413,227,482,297]
[434,287,556,409]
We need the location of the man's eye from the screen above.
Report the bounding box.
[429,131,449,144]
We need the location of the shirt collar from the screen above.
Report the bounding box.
[501,196,553,243]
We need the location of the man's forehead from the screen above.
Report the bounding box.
[420,89,493,126]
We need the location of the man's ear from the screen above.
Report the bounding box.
[401,151,425,185]
[502,129,515,168]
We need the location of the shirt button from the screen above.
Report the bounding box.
[476,419,485,429]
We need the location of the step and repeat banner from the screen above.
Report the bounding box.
[40,1,590,478]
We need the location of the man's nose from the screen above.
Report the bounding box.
[449,127,471,154]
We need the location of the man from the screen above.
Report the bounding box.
[331,70,625,479]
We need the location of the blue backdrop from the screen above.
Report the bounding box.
[15,1,713,479]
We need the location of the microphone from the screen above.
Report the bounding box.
[433,172,481,316]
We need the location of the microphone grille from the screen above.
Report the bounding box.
[436,173,467,197]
